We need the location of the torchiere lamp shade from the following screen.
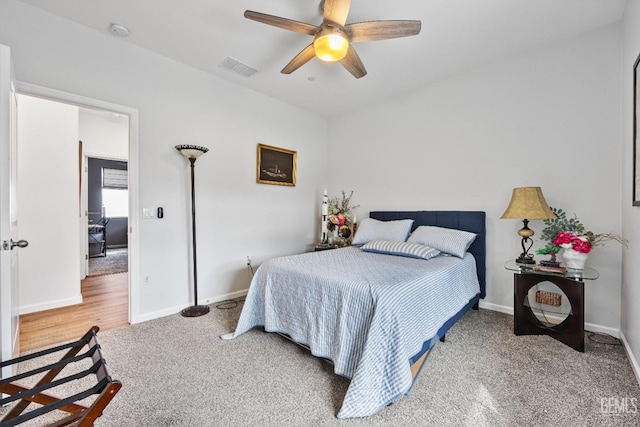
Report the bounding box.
[175,144,209,159]
[501,187,556,264]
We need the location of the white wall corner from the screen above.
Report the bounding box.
[619,330,640,387]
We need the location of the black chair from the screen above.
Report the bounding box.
[88,217,110,257]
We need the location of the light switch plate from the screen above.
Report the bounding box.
[142,208,156,219]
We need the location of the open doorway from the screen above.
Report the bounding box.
[13,86,138,352]
[81,107,129,279]
[86,157,128,277]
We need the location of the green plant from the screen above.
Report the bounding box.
[537,207,628,255]
[539,208,584,243]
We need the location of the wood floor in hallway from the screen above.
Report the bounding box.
[18,272,129,353]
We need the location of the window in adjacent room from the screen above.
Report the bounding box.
[102,168,128,218]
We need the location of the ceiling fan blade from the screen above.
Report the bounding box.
[347,20,422,42]
[322,0,351,26]
[281,43,316,74]
[244,10,318,35]
[339,44,367,79]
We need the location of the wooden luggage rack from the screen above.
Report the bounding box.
[0,326,121,427]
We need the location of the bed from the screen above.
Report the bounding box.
[222,210,486,419]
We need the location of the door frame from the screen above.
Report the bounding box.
[16,81,140,324]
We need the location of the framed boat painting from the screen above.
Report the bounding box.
[256,144,296,186]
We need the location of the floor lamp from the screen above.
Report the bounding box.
[175,144,210,317]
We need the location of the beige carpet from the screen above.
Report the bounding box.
[2,306,639,426]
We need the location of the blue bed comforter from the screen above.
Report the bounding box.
[221,246,480,419]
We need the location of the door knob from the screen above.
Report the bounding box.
[10,239,28,249]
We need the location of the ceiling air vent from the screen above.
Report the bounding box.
[218,57,258,78]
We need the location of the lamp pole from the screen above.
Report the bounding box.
[175,145,210,317]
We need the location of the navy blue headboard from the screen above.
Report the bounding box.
[369,211,486,299]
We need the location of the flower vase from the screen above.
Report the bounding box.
[328,227,338,245]
[562,248,588,270]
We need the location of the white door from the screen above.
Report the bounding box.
[0,44,25,376]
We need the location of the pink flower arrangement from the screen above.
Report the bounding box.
[553,232,592,254]
[327,190,359,232]
[328,212,347,231]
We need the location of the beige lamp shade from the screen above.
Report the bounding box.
[500,187,555,220]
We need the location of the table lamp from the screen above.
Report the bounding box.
[501,186,556,264]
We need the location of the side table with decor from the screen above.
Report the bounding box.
[314,243,341,251]
[505,260,599,352]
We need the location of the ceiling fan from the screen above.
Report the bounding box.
[244,0,421,78]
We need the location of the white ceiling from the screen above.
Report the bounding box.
[17,0,628,118]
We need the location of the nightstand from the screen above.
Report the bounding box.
[313,243,351,252]
[504,260,599,352]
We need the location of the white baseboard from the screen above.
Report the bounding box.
[619,331,640,386]
[585,322,620,338]
[19,295,83,315]
[478,301,512,315]
[134,290,249,324]
[477,301,620,337]
[200,290,248,306]
[137,304,186,323]
[137,305,187,324]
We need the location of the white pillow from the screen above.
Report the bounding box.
[361,240,441,260]
[352,218,414,245]
[407,226,477,258]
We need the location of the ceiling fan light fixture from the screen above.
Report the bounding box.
[313,27,349,62]
[244,3,420,78]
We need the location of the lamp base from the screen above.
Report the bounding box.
[516,254,536,265]
[181,305,210,317]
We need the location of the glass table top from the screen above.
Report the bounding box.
[504,260,599,281]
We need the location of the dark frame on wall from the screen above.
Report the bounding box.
[256,144,297,186]
[634,52,640,206]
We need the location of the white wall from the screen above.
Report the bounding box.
[621,0,640,380]
[328,26,624,333]
[0,0,328,321]
[17,94,81,313]
[79,108,128,159]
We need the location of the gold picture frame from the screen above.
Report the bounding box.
[256,144,296,186]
